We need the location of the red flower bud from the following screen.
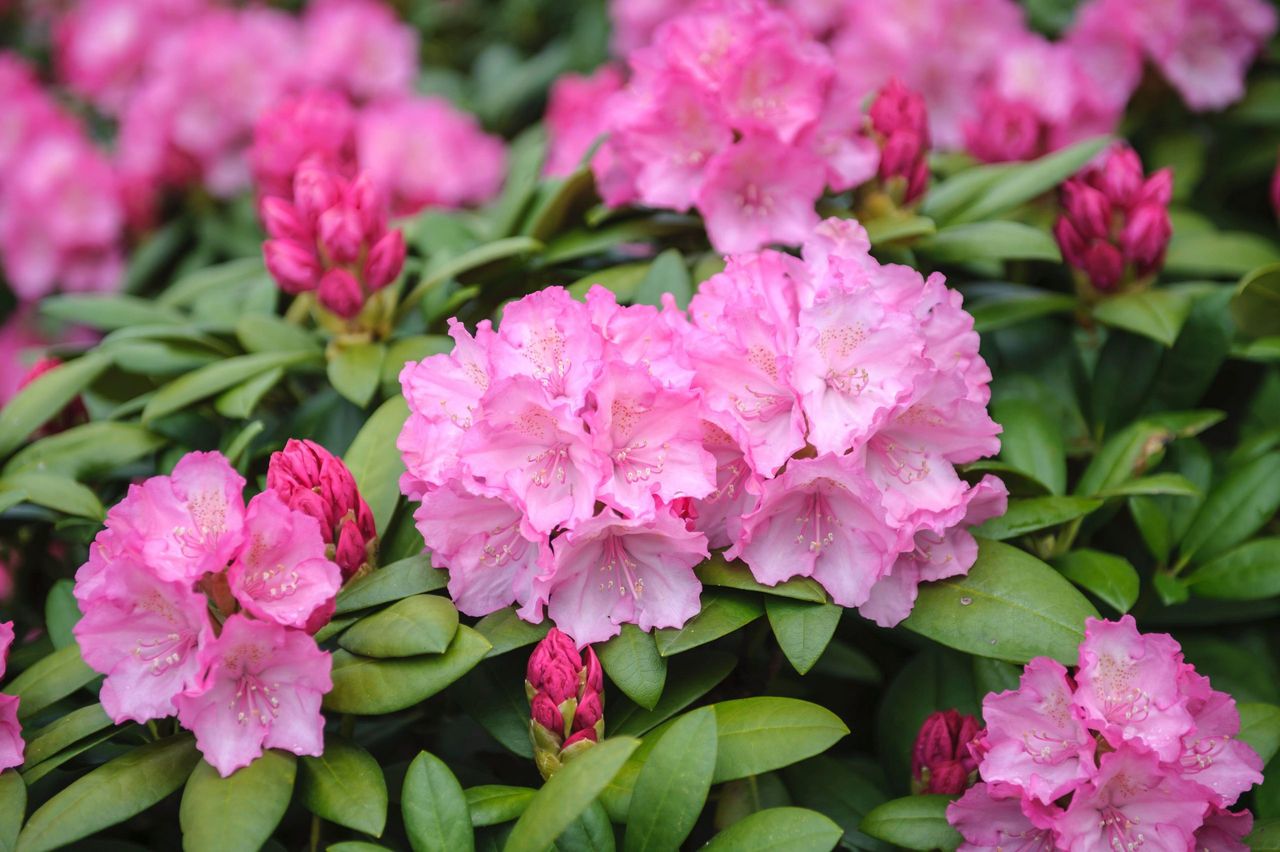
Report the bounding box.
[563,727,597,748]
[584,646,603,695]
[260,197,309,243]
[263,239,320,294]
[912,710,981,795]
[318,205,364,265]
[869,79,930,205]
[293,158,345,223]
[1097,145,1144,207]
[1120,203,1171,274]
[349,174,388,240]
[528,628,582,687]
[317,268,364,318]
[364,229,406,291]
[573,691,603,731]
[531,691,563,736]
[1082,240,1125,292]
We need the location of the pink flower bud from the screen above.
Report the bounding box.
[364,229,406,291]
[1082,241,1125,292]
[263,239,321,294]
[1053,217,1086,268]
[293,158,344,222]
[869,78,929,143]
[1062,183,1112,241]
[528,628,582,689]
[869,79,930,205]
[317,267,365,318]
[348,174,387,240]
[335,521,370,579]
[911,710,981,795]
[1120,203,1171,275]
[563,727,597,748]
[1097,145,1144,206]
[573,691,603,731]
[318,205,363,265]
[531,691,563,736]
[583,646,604,696]
[1137,168,1173,208]
[964,95,1043,164]
[260,197,309,243]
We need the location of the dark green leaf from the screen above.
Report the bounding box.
[610,650,736,738]
[1179,453,1280,566]
[475,608,550,658]
[43,581,78,651]
[903,539,1100,665]
[466,786,535,827]
[328,343,387,408]
[141,351,318,423]
[300,738,387,837]
[765,599,841,676]
[324,626,491,714]
[0,353,111,459]
[553,800,614,852]
[8,645,96,720]
[1094,473,1200,498]
[23,704,112,767]
[17,735,199,852]
[344,395,409,536]
[3,422,164,479]
[1250,818,1280,849]
[1053,549,1139,613]
[598,625,667,711]
[991,399,1066,495]
[567,262,650,301]
[946,136,1108,224]
[654,590,763,656]
[712,697,849,784]
[703,807,842,852]
[1074,411,1223,497]
[215,368,284,419]
[1233,262,1280,338]
[339,595,459,658]
[624,707,716,852]
[1187,538,1280,600]
[398,237,544,322]
[180,751,296,852]
[0,771,23,852]
[403,751,474,852]
[859,796,960,851]
[455,656,535,758]
[967,292,1076,333]
[632,249,692,310]
[917,221,1060,263]
[971,496,1102,540]
[335,554,446,615]
[696,558,827,602]
[1238,703,1280,764]
[1093,290,1193,346]
[160,258,267,307]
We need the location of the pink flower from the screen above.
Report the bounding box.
[543,509,708,645]
[545,66,625,178]
[1176,673,1263,806]
[526,628,606,778]
[719,27,833,145]
[1054,745,1210,851]
[947,784,1058,852]
[357,96,506,216]
[228,491,342,631]
[964,93,1045,164]
[251,89,358,201]
[74,553,213,724]
[608,0,686,55]
[300,0,418,103]
[175,615,331,777]
[0,623,22,771]
[1196,808,1253,852]
[488,287,604,408]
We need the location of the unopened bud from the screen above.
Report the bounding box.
[317,268,364,319]
[911,710,981,795]
[263,239,320,294]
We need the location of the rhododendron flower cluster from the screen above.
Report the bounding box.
[0,623,23,772]
[0,55,126,300]
[948,616,1261,851]
[589,0,879,252]
[73,451,350,776]
[525,628,605,779]
[1055,144,1172,296]
[398,217,1005,644]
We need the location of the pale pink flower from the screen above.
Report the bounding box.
[175,615,331,777]
[1196,808,1253,852]
[488,287,604,408]
[545,65,626,178]
[300,0,418,103]
[719,28,833,145]
[608,0,686,55]
[688,418,762,550]
[0,622,22,771]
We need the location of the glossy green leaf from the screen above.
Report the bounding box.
[235,313,322,354]
[864,214,936,245]
[403,751,474,852]
[783,758,890,852]
[1250,819,1280,849]
[903,539,1099,665]
[1239,703,1280,764]
[632,249,692,310]
[1074,411,1223,497]
[703,807,842,852]
[971,495,1102,540]
[0,471,103,520]
[1093,290,1193,346]
[180,751,296,852]
[598,625,667,711]
[8,645,96,720]
[610,650,736,738]
[214,367,284,419]
[17,735,199,852]
[455,656,535,758]
[1053,549,1139,614]
[567,262,650,301]
[695,558,827,602]
[344,395,409,536]
[945,136,1108,224]
[324,625,491,714]
[1188,538,1280,600]
[859,796,961,851]
[654,590,763,656]
[624,707,716,852]
[964,289,1076,333]
[504,737,640,852]
[300,738,388,837]
[328,342,387,408]
[553,800,614,852]
[23,703,113,767]
[1094,472,1200,498]
[0,353,111,459]
[42,580,78,650]
[3,422,164,478]
[42,294,184,330]
[916,221,1060,263]
[920,162,1016,224]
[475,607,550,658]
[1179,453,1280,566]
[339,594,459,658]
[765,599,841,676]
[992,398,1066,495]
[1166,229,1280,278]
[1232,262,1280,338]
[141,350,318,423]
[398,237,544,322]
[334,554,446,614]
[160,257,266,307]
[712,697,849,783]
[466,786,535,827]
[0,771,23,852]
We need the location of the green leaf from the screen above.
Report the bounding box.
[916,221,1060,263]
[334,554,446,614]
[41,294,185,331]
[329,342,388,408]
[1187,538,1280,600]
[1238,703,1280,764]
[864,214,936,245]
[945,136,1109,225]
[8,645,96,720]
[1093,472,1200,498]
[783,757,890,852]
[859,796,961,851]
[488,127,547,238]
[403,751,474,852]
[1250,818,1280,850]
[43,580,78,650]
[597,625,667,711]
[540,219,697,266]
[398,237,544,322]
[23,703,113,767]
[703,807,842,852]
[17,735,199,852]
[160,257,267,307]
[475,608,550,658]
[344,395,409,536]
[1074,411,1223,497]
[522,166,596,242]
[3,422,164,478]
[215,367,284,419]
[339,594,459,658]
[324,625,491,714]
[1232,262,1280,338]
[971,495,1102,540]
[966,292,1076,333]
[0,771,24,852]
[235,313,322,354]
[632,249,692,310]
[1166,230,1280,278]
[712,697,849,783]
[765,599,841,676]
[504,737,640,852]
[554,800,614,852]
[466,786,535,827]
[567,262,650,302]
[610,650,736,738]
[180,751,296,852]
[300,738,388,837]
[1053,549,1140,614]
[0,472,103,520]
[141,350,318,423]
[921,162,1017,224]
[991,399,1066,495]
[695,558,827,602]
[624,707,717,852]
[1092,290,1193,346]
[1178,453,1280,566]
[0,353,111,459]
[455,657,535,758]
[654,590,763,656]
[903,539,1100,665]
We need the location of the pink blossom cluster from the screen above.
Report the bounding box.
[580,0,881,253]
[948,616,1261,851]
[0,54,126,300]
[74,451,346,776]
[0,623,23,772]
[397,217,1005,645]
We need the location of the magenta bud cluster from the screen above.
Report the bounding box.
[526,628,605,778]
[869,78,931,205]
[911,709,981,795]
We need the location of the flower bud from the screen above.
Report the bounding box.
[349,174,387,240]
[318,204,363,265]
[293,157,345,223]
[526,628,606,780]
[531,691,562,735]
[1120,203,1171,274]
[260,197,308,243]
[364,229,406,291]
[911,710,981,795]
[1061,183,1112,241]
[317,268,364,318]
[1097,146,1144,207]
[964,95,1043,164]
[263,239,320,294]
[868,78,930,205]
[1082,241,1124,292]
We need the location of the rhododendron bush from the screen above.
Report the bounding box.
[2,0,1280,850]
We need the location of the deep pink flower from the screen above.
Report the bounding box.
[868,78,930,203]
[251,89,358,201]
[0,623,22,771]
[300,0,418,103]
[947,784,1058,852]
[175,615,331,777]
[1196,808,1253,852]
